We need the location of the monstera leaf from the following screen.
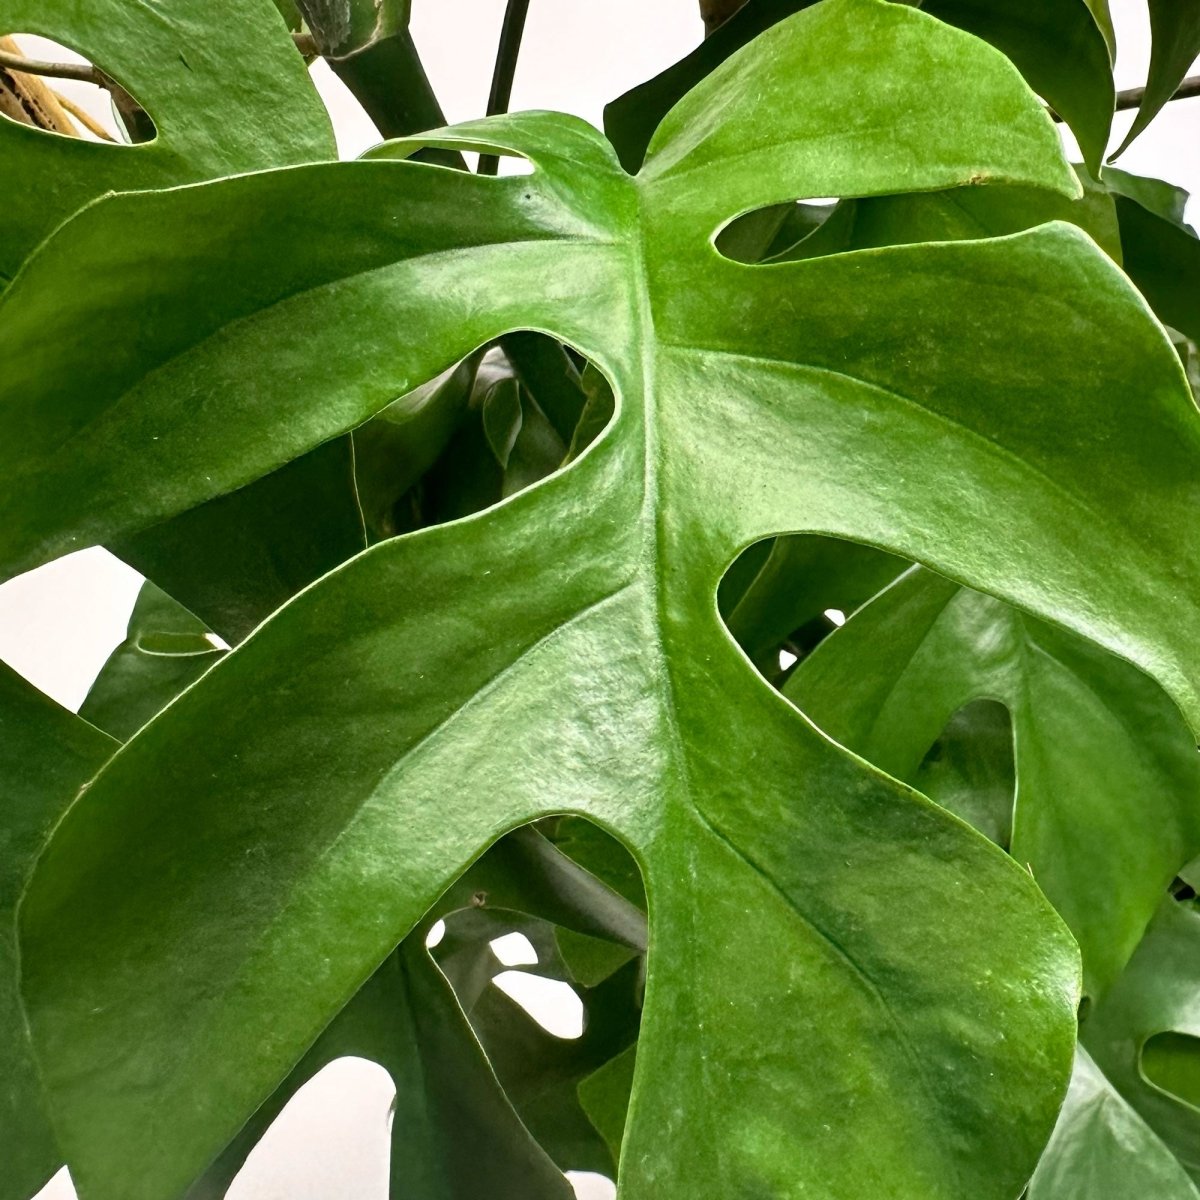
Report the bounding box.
[604,0,1115,171]
[1084,898,1200,1183]
[0,667,115,1200]
[784,566,1200,997]
[0,0,332,278]
[9,1,1200,1197]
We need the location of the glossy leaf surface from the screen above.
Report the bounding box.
[604,0,1114,172]
[0,0,333,277]
[785,567,1200,996]
[10,2,1200,1198]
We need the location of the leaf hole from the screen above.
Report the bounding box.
[0,34,154,143]
[493,970,585,1038]
[1140,1031,1200,1109]
[715,197,850,264]
[357,334,615,539]
[225,1056,394,1197]
[719,533,907,684]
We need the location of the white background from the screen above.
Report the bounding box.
[4,1,1197,1197]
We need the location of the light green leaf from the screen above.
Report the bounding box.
[0,665,115,1200]
[79,582,224,740]
[604,0,1114,174]
[785,567,1200,997]
[0,0,333,277]
[17,3,1200,1196]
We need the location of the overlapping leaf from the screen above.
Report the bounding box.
[1081,899,1200,1185]
[0,0,333,277]
[784,566,1200,996]
[1112,0,1200,158]
[0,667,114,1200]
[1028,1046,1200,1200]
[604,0,1115,171]
[8,1,1200,1197]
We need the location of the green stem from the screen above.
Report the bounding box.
[478,0,531,175]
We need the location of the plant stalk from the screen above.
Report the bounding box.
[478,0,531,175]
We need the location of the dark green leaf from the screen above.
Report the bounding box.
[18,6,1198,1197]
[1111,0,1200,158]
[1085,900,1200,1183]
[79,582,223,740]
[1027,1047,1200,1199]
[0,666,114,1200]
[112,439,367,645]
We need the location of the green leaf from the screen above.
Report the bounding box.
[0,665,115,1200]
[18,3,1200,1196]
[189,823,640,1197]
[111,438,368,644]
[1111,0,1200,158]
[578,1043,637,1168]
[352,357,480,542]
[1084,900,1200,1183]
[458,941,642,1177]
[919,0,1115,171]
[79,582,224,740]
[189,939,573,1200]
[909,698,1015,850]
[784,567,1200,996]
[1106,173,1200,344]
[0,0,333,278]
[723,536,903,675]
[1027,1047,1200,1200]
[604,0,1115,174]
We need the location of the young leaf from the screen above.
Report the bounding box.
[0,0,333,277]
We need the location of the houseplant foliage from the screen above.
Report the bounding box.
[1,0,1199,1197]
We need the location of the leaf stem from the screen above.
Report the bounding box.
[479,0,531,175]
[1116,74,1200,112]
[0,47,104,86]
